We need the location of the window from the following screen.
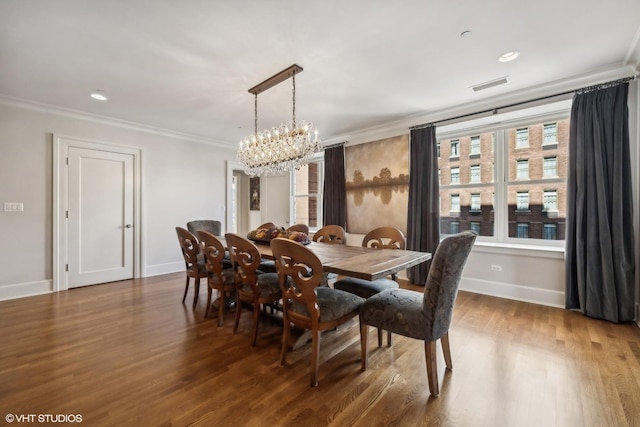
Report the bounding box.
[470,136,481,155]
[470,221,481,234]
[470,165,480,182]
[471,193,481,210]
[543,223,557,240]
[543,123,558,145]
[516,191,529,210]
[516,128,529,148]
[292,159,323,229]
[543,156,557,177]
[450,221,460,234]
[516,223,529,238]
[438,169,441,184]
[439,116,568,243]
[437,142,441,158]
[516,159,529,180]
[450,167,460,183]
[450,139,459,157]
[543,190,557,211]
[450,194,460,212]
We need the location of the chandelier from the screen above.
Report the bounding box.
[237,64,320,176]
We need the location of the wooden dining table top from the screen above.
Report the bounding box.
[219,237,431,281]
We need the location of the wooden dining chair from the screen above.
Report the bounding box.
[187,219,222,236]
[359,231,477,397]
[271,237,365,387]
[175,227,208,308]
[197,231,236,326]
[312,225,346,244]
[286,223,310,235]
[334,226,406,346]
[225,233,282,346]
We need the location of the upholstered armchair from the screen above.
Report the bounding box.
[187,219,222,236]
[359,231,477,397]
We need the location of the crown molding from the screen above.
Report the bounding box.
[0,94,237,149]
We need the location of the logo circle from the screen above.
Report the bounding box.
[5,414,15,423]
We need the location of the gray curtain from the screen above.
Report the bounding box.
[565,82,635,323]
[407,126,440,285]
[323,144,346,228]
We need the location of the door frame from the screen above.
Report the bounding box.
[53,135,142,291]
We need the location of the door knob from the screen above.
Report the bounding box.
[125,224,133,228]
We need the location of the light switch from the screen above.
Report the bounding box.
[3,202,24,212]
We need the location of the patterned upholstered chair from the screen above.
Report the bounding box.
[197,231,236,326]
[175,227,208,308]
[359,231,477,397]
[187,219,222,236]
[286,223,310,234]
[271,237,365,387]
[334,226,406,346]
[225,233,282,346]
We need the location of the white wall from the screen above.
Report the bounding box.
[0,102,236,299]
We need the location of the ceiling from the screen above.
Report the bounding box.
[1,0,639,148]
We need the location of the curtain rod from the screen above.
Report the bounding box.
[409,74,638,130]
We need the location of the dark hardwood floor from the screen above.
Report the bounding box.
[1,273,639,426]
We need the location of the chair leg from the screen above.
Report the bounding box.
[441,332,452,370]
[205,285,212,318]
[425,340,439,397]
[233,292,242,334]
[192,277,200,308]
[360,319,368,371]
[280,315,290,367]
[182,275,190,303]
[387,331,392,347]
[251,302,260,346]
[377,328,383,347]
[217,288,225,327]
[310,328,320,387]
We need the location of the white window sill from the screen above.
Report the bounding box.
[471,240,564,259]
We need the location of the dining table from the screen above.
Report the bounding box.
[240,240,432,281]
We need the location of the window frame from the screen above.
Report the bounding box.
[436,107,569,248]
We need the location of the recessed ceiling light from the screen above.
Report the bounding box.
[498,51,520,62]
[460,30,472,38]
[90,91,108,101]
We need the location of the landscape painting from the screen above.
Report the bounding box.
[345,135,409,234]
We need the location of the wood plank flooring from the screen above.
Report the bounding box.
[1,273,639,426]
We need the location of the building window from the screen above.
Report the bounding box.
[516,128,529,148]
[450,221,460,234]
[470,136,481,155]
[543,123,558,145]
[471,193,481,210]
[450,139,459,157]
[470,221,481,234]
[450,194,460,212]
[470,165,481,182]
[516,159,529,180]
[543,156,557,177]
[516,223,529,238]
[292,159,323,229]
[516,191,529,210]
[438,169,441,184]
[543,223,557,240]
[450,167,460,184]
[437,142,441,158]
[543,190,557,211]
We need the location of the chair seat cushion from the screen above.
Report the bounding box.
[334,277,399,298]
[360,288,433,340]
[220,267,236,284]
[258,259,277,273]
[239,272,281,299]
[289,287,364,323]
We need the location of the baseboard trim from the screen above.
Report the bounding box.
[460,277,565,308]
[143,262,184,278]
[0,280,52,301]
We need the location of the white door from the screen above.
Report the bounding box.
[67,147,134,287]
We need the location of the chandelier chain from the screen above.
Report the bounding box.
[292,73,296,126]
[254,93,258,135]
